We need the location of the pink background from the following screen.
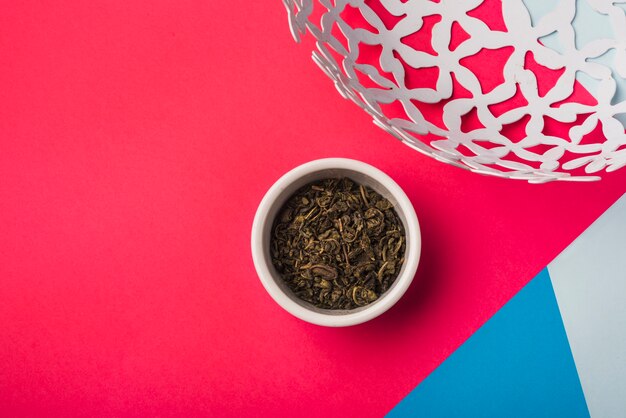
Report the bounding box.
[1,1,625,417]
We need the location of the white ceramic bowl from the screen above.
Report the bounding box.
[251,158,421,327]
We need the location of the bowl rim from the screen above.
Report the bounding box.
[251,158,421,327]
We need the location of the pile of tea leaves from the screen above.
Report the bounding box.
[270,178,406,310]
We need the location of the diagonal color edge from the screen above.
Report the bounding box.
[548,194,626,418]
[387,268,588,418]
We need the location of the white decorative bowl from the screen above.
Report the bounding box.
[283,0,626,182]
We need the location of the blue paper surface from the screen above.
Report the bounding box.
[388,269,588,418]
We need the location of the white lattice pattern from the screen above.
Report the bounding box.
[283,0,626,182]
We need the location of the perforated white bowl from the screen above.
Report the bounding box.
[251,158,421,327]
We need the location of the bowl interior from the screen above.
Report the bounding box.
[260,167,413,316]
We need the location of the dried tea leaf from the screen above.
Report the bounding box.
[270,178,406,310]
